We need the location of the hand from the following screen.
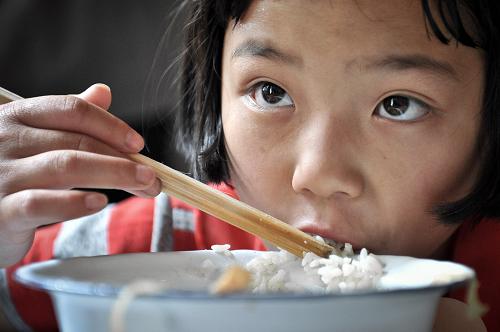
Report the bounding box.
[433,297,486,332]
[0,84,161,267]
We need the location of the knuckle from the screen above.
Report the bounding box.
[11,128,29,152]
[0,162,16,194]
[1,97,41,121]
[0,110,22,147]
[62,95,87,122]
[0,126,15,147]
[74,134,92,152]
[0,125,30,159]
[0,100,20,119]
[74,135,108,155]
[18,191,39,219]
[52,150,80,174]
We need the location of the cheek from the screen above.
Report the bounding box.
[372,104,480,209]
[410,131,479,207]
[221,94,288,202]
[370,127,479,256]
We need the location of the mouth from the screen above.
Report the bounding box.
[306,232,345,248]
[288,216,365,253]
[304,232,344,249]
[300,227,360,253]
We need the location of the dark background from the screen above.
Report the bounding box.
[0,0,188,202]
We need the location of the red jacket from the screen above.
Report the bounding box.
[1,183,498,331]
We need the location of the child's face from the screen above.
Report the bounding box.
[220,0,484,257]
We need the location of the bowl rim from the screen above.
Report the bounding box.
[14,250,474,300]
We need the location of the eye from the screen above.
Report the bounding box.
[374,95,431,121]
[246,82,294,111]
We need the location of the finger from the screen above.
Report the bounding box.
[2,94,144,153]
[1,150,162,194]
[126,181,163,198]
[77,84,112,110]
[0,189,108,231]
[3,125,127,159]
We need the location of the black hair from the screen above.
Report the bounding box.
[175,0,500,224]
[176,1,250,183]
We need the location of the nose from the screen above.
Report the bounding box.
[291,118,364,199]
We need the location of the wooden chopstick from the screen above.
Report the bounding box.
[0,87,336,258]
[0,86,22,105]
[129,154,336,257]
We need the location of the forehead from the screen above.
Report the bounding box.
[239,0,425,33]
[230,0,427,48]
[224,0,481,80]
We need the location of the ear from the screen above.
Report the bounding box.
[77,84,112,110]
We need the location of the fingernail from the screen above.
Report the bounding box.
[94,83,110,92]
[126,130,144,151]
[136,165,155,185]
[85,194,107,210]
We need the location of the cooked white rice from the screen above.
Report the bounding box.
[211,239,384,294]
[211,244,231,252]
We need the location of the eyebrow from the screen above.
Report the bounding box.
[361,54,459,81]
[231,39,302,66]
[232,40,459,81]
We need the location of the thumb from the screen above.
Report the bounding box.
[77,83,112,110]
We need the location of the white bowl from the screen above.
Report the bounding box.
[15,250,473,332]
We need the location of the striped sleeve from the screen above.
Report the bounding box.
[150,193,173,252]
[0,196,158,331]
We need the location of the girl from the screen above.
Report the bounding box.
[0,1,498,331]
